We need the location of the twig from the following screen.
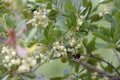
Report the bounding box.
[90,55,120,76]
[83,41,120,76]
[15,56,61,75]
[72,73,105,79]
[71,59,120,80]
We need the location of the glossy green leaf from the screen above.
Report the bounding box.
[27,27,37,42]
[99,0,113,4]
[64,1,75,13]
[4,14,16,27]
[75,63,80,73]
[114,12,120,23]
[116,47,120,52]
[46,2,52,9]
[70,12,77,27]
[90,14,102,22]
[16,20,26,32]
[36,26,45,42]
[0,24,5,32]
[104,14,116,27]
[113,29,119,43]
[80,21,89,30]
[50,77,62,80]
[88,37,96,52]
[99,27,110,37]
[48,9,59,20]
[93,32,111,43]
[92,4,100,12]
[115,0,120,9]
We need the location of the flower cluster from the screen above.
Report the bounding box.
[27,6,50,29]
[76,15,83,31]
[1,46,40,72]
[53,41,67,56]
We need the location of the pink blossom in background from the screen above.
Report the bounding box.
[16,44,27,57]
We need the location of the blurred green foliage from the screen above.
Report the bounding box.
[0,0,120,80]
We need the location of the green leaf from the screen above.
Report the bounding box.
[46,2,52,9]
[116,47,120,52]
[104,14,116,27]
[80,21,89,30]
[88,37,96,52]
[16,20,26,32]
[99,0,113,4]
[62,74,70,79]
[0,24,5,32]
[70,12,77,27]
[90,14,102,22]
[44,26,62,44]
[0,6,11,16]
[115,0,120,9]
[48,9,59,20]
[104,65,113,73]
[55,21,68,33]
[25,74,35,79]
[4,14,16,27]
[93,32,111,43]
[27,27,37,42]
[36,0,48,3]
[2,74,10,80]
[65,12,77,28]
[0,70,4,78]
[50,77,62,80]
[92,4,100,12]
[75,63,80,73]
[104,13,112,22]
[87,58,97,66]
[36,26,45,42]
[99,27,110,37]
[113,29,119,43]
[81,0,92,19]
[114,12,120,23]
[107,43,116,48]
[65,1,75,13]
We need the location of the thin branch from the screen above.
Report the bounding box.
[72,73,106,79]
[83,41,120,76]
[71,59,120,80]
[90,54,120,76]
[15,56,61,75]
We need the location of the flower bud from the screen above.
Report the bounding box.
[10,59,16,64]
[11,51,16,56]
[30,59,37,67]
[61,56,67,63]
[5,56,10,62]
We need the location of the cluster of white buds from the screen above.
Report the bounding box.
[1,46,40,72]
[65,31,74,40]
[69,38,76,47]
[18,56,38,72]
[67,38,81,54]
[103,7,110,14]
[2,47,18,68]
[76,16,83,31]
[40,53,49,63]
[53,41,67,56]
[27,6,50,28]
[77,16,83,26]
